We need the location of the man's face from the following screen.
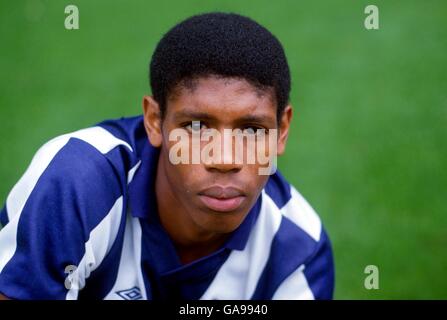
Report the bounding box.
[146,76,290,234]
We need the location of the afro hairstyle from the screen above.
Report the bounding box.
[149,12,291,121]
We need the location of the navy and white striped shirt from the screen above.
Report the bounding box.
[0,116,334,300]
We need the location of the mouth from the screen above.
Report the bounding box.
[198,186,246,212]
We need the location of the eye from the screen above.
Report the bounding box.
[243,125,268,134]
[183,121,208,133]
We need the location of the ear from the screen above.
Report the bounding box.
[276,105,293,156]
[142,95,163,147]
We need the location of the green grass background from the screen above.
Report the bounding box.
[0,0,446,299]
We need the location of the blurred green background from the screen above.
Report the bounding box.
[0,0,446,299]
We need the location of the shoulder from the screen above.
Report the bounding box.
[0,119,144,299]
[1,119,140,238]
[33,115,145,173]
[264,170,333,268]
[264,170,323,245]
[260,171,334,299]
[34,122,136,177]
[24,123,135,177]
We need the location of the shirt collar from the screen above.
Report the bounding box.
[128,140,262,251]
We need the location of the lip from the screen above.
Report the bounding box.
[198,186,246,212]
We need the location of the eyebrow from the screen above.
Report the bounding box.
[173,111,215,121]
[235,114,274,124]
[173,110,274,125]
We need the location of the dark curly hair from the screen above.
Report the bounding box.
[149,12,291,122]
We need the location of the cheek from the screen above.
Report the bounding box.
[162,147,203,193]
[241,166,269,193]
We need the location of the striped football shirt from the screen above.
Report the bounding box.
[0,115,334,300]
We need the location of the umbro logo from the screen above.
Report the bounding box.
[116,286,142,300]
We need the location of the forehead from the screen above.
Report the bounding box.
[166,76,277,124]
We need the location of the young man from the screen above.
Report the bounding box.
[0,12,334,300]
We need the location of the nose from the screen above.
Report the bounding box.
[203,129,243,173]
[204,148,243,173]
[205,159,243,173]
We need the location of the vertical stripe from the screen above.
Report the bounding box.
[302,229,335,299]
[264,171,292,209]
[281,186,321,242]
[251,216,317,299]
[132,217,148,300]
[272,265,315,300]
[0,207,8,228]
[1,136,70,274]
[102,212,147,300]
[127,161,142,184]
[200,191,281,299]
[66,196,124,300]
[103,161,146,300]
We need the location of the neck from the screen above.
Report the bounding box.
[155,153,229,264]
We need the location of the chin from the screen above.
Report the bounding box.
[197,210,247,234]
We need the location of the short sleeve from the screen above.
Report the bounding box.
[302,228,335,299]
[0,136,126,300]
